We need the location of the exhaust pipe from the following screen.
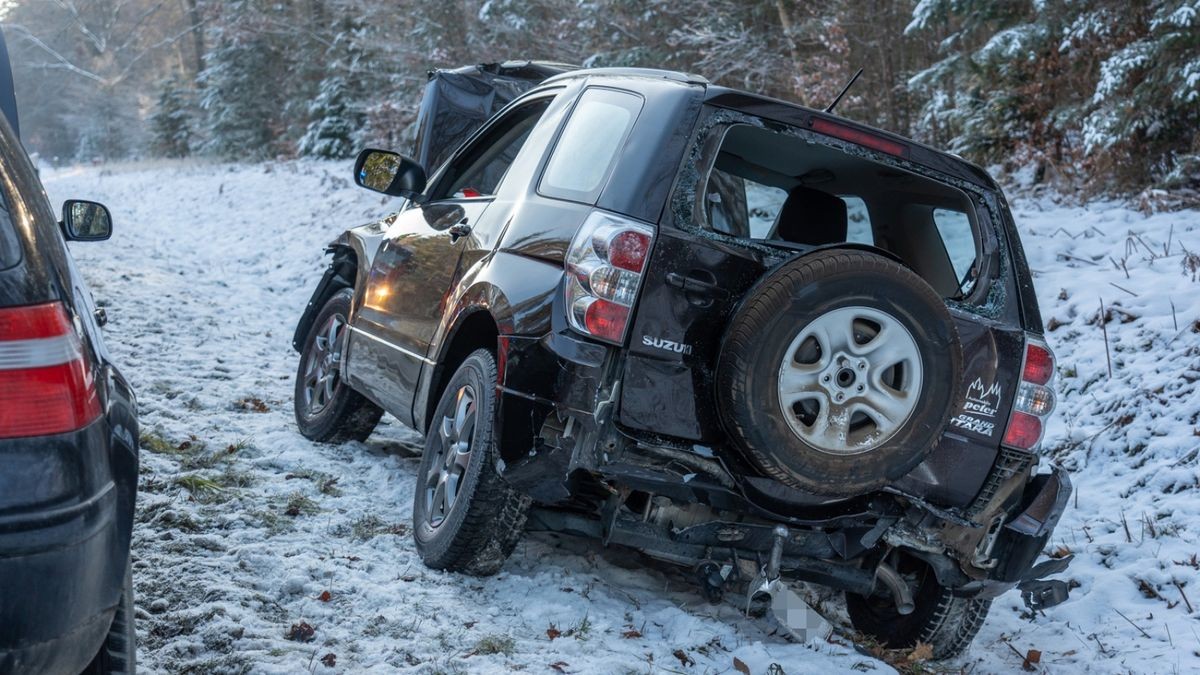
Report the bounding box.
[874,562,915,615]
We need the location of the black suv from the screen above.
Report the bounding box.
[0,97,138,673]
[292,64,1071,658]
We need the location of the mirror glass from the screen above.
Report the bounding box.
[64,200,112,241]
[358,150,402,193]
[353,149,426,198]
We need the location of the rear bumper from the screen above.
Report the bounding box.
[0,418,135,674]
[959,465,1073,604]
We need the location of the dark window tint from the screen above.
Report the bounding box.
[433,99,551,201]
[0,194,19,270]
[539,88,643,203]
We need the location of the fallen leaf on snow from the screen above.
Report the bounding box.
[621,629,642,639]
[673,649,695,667]
[546,624,562,640]
[284,621,315,643]
[320,653,336,667]
[318,590,332,602]
[733,656,751,675]
[549,662,570,673]
[907,643,933,662]
[1022,649,1042,671]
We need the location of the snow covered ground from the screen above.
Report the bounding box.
[42,161,1199,674]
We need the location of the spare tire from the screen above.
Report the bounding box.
[717,249,962,497]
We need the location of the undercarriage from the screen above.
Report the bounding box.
[521,430,1072,625]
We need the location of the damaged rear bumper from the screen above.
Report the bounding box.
[953,464,1073,608]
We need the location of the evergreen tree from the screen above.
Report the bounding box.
[298,74,359,159]
[150,77,193,158]
[1081,0,1200,190]
[199,33,281,159]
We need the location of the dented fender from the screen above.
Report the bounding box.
[291,214,400,351]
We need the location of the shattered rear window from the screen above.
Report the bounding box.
[677,110,1001,303]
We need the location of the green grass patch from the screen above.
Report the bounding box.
[472,634,515,657]
[284,492,319,517]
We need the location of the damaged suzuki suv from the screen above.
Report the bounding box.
[292,62,1071,658]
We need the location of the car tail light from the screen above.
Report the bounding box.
[1002,336,1057,450]
[0,302,101,439]
[565,211,655,344]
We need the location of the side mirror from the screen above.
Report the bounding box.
[61,200,112,242]
[353,149,426,199]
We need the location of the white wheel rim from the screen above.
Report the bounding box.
[776,306,923,455]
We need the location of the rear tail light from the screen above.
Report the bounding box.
[1002,336,1057,450]
[565,211,655,344]
[0,302,101,439]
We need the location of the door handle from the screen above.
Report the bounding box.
[665,271,728,299]
[448,220,472,243]
[93,307,108,327]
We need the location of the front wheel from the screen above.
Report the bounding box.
[413,349,530,576]
[845,554,991,659]
[293,288,382,443]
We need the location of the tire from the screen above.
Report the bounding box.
[846,556,991,659]
[717,249,962,497]
[413,349,530,576]
[293,288,383,443]
[81,561,135,675]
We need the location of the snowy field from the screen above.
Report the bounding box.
[43,161,1200,674]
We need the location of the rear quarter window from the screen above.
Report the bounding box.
[539,88,643,204]
[933,208,975,287]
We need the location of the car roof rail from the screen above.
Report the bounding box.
[543,67,708,87]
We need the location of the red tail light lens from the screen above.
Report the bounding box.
[606,230,651,273]
[583,299,630,343]
[1022,342,1055,385]
[1003,411,1043,449]
[0,301,71,340]
[0,302,101,439]
[1002,337,1056,451]
[565,211,655,344]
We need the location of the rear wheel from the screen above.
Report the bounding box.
[293,288,382,443]
[717,249,962,497]
[846,554,991,659]
[413,349,530,576]
[81,562,135,675]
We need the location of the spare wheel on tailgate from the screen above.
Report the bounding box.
[717,248,964,497]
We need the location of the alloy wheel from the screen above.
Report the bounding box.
[424,384,476,528]
[302,313,346,416]
[777,306,923,454]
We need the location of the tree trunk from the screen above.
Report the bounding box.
[184,0,204,77]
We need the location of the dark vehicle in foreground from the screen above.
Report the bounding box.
[0,92,138,675]
[293,62,1071,658]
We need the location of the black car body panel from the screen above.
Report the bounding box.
[0,108,138,673]
[297,66,1070,628]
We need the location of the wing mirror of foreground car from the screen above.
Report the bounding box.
[354,148,426,200]
[60,199,112,242]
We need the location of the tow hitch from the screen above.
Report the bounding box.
[745,526,833,643]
